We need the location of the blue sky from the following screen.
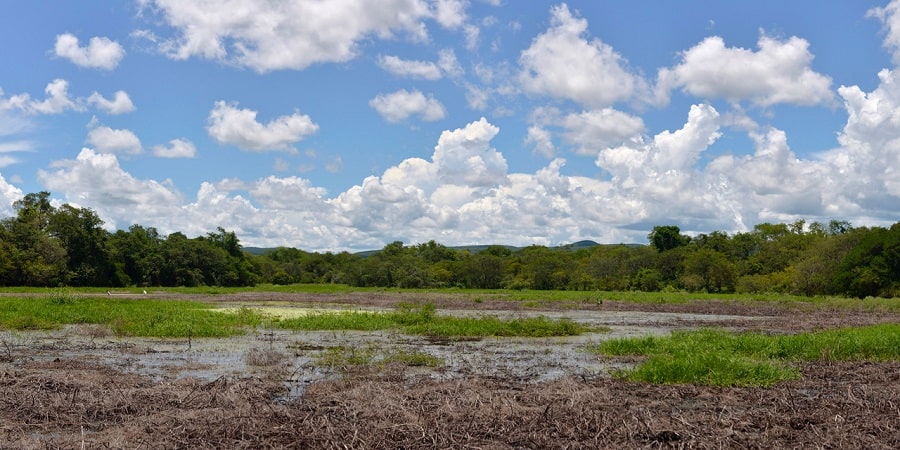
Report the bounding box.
[2,0,899,252]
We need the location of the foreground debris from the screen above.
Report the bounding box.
[1,358,897,449]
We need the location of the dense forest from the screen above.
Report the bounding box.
[1,192,898,298]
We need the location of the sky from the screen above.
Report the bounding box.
[1,0,900,252]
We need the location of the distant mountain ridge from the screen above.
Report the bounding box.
[245,240,645,257]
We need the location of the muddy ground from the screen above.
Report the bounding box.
[1,291,898,449]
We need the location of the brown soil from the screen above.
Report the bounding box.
[1,292,898,448]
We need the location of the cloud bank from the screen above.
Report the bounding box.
[2,1,900,254]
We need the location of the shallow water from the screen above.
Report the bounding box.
[1,306,766,397]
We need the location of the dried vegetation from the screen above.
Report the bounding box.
[0,358,898,449]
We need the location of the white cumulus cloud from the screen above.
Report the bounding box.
[432,0,468,29]
[54,33,125,70]
[378,55,443,80]
[370,89,447,123]
[86,125,143,155]
[0,79,82,115]
[829,68,900,199]
[869,0,900,64]
[37,148,182,229]
[28,81,900,252]
[152,138,197,158]
[518,4,648,108]
[87,91,136,115]
[528,107,646,158]
[207,101,319,151]
[657,34,834,107]
[0,172,24,217]
[139,0,433,72]
[431,117,507,187]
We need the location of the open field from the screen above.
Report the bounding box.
[1,288,898,448]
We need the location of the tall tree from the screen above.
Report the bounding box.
[48,204,115,286]
[2,192,66,286]
[648,225,690,252]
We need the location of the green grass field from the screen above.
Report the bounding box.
[0,292,590,338]
[0,291,262,337]
[589,324,900,387]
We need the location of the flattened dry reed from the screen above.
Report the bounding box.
[1,358,898,449]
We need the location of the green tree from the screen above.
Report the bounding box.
[510,245,572,290]
[109,225,164,286]
[790,228,862,296]
[2,192,67,286]
[462,252,506,288]
[682,249,736,293]
[834,226,900,297]
[48,204,116,286]
[205,227,244,258]
[648,225,690,252]
[583,245,633,291]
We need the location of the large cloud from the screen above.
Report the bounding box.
[594,104,723,224]
[28,86,900,251]
[138,0,436,72]
[431,117,507,187]
[657,34,834,107]
[54,33,125,70]
[36,148,183,229]
[828,68,900,201]
[207,101,318,151]
[518,4,648,108]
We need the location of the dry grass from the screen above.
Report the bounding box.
[1,358,898,449]
[244,347,287,367]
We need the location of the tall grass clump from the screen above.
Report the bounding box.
[590,324,900,387]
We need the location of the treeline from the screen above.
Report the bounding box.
[1,192,898,298]
[0,192,254,288]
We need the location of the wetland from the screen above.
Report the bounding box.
[1,289,898,448]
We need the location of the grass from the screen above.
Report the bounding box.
[275,302,592,337]
[0,291,589,338]
[589,324,900,387]
[0,295,263,337]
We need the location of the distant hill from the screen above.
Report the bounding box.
[559,240,600,251]
[245,240,647,257]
